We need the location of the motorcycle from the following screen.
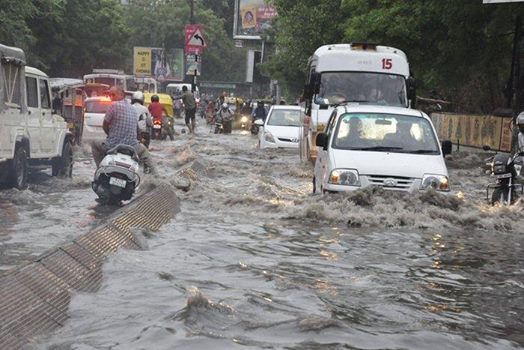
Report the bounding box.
[251,118,262,135]
[152,119,162,140]
[91,144,141,205]
[485,146,524,205]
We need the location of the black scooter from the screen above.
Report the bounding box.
[484,146,524,205]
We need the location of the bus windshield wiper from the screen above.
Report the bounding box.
[331,99,369,107]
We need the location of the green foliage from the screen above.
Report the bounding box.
[268,0,524,113]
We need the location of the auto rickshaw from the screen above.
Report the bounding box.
[144,92,175,140]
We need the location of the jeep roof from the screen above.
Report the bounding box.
[0,43,26,65]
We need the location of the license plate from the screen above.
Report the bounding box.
[153,125,161,129]
[496,173,512,179]
[109,177,127,188]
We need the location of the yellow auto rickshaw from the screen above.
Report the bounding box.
[144,92,175,140]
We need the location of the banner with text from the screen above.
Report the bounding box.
[133,47,185,82]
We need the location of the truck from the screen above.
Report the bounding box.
[0,44,73,189]
[301,42,416,161]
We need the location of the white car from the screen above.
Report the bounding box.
[313,104,452,193]
[257,105,304,149]
[82,96,112,142]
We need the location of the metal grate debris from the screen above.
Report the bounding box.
[0,183,178,349]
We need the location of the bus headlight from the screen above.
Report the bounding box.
[329,169,360,186]
[421,174,449,191]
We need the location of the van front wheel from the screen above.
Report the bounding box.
[8,146,28,189]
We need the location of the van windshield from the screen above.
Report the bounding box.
[332,113,440,154]
[316,72,407,107]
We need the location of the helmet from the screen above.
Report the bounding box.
[517,112,524,126]
[222,103,228,109]
[132,91,144,103]
[151,95,159,102]
[517,112,524,133]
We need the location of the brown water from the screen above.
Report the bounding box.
[1,125,523,349]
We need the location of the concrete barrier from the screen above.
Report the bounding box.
[0,183,179,349]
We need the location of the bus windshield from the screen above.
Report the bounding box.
[316,72,407,107]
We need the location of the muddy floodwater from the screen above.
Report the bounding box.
[1,122,523,349]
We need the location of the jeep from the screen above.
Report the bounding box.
[0,43,73,189]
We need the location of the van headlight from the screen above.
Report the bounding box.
[421,174,449,191]
[329,169,360,186]
[264,132,276,143]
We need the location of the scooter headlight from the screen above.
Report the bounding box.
[264,132,276,143]
[329,169,360,186]
[492,163,506,174]
[421,174,449,191]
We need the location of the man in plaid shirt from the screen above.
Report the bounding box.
[91,87,155,173]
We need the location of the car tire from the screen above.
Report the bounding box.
[8,146,29,190]
[52,141,73,177]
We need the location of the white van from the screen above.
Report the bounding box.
[313,104,451,193]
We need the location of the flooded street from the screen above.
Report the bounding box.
[1,123,523,349]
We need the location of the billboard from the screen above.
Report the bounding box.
[133,47,185,82]
[233,0,277,40]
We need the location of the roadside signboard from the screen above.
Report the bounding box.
[233,0,277,40]
[185,54,201,76]
[185,24,207,55]
[133,47,185,82]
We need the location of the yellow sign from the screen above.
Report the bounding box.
[134,47,152,76]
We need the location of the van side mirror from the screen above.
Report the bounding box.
[316,132,328,149]
[441,140,452,156]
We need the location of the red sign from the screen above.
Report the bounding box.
[185,24,207,55]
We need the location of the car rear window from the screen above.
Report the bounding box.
[85,100,111,113]
[267,109,302,127]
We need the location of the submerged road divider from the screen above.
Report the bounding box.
[0,183,179,349]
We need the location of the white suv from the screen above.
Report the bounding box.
[0,44,73,189]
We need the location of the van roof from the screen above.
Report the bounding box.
[26,66,48,77]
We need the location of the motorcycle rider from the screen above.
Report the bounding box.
[148,94,174,140]
[131,91,152,148]
[517,112,524,153]
[217,102,234,134]
[251,100,268,122]
[91,86,155,174]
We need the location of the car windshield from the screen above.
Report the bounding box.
[316,72,407,107]
[267,109,302,127]
[85,100,111,113]
[332,113,440,154]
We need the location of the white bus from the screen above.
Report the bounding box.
[301,42,416,161]
[83,69,136,92]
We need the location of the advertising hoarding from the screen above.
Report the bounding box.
[233,0,277,40]
[133,47,185,82]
